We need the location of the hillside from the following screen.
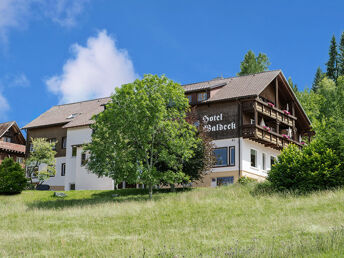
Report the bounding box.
[1,185,344,257]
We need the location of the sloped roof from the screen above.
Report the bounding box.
[183,70,281,102]
[0,121,15,138]
[0,121,26,144]
[0,142,26,154]
[23,97,111,129]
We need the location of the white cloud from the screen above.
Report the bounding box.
[2,73,30,87]
[0,0,89,43]
[40,0,90,28]
[46,30,138,103]
[0,0,30,42]
[0,92,9,119]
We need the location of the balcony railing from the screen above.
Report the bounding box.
[242,124,302,149]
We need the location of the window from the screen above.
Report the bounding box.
[61,163,66,176]
[66,113,79,119]
[48,138,57,150]
[62,137,67,149]
[271,156,276,167]
[16,157,23,164]
[72,146,77,157]
[70,184,75,190]
[262,153,266,170]
[229,147,235,166]
[250,149,257,168]
[214,148,228,166]
[81,152,87,166]
[197,92,207,102]
[187,95,192,103]
[29,143,34,152]
[3,136,11,143]
[217,176,234,186]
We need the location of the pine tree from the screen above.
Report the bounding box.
[312,67,325,92]
[288,77,298,93]
[326,35,338,81]
[338,32,344,77]
[237,50,270,76]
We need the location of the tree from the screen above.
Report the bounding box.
[312,67,325,92]
[86,74,198,199]
[326,35,338,81]
[26,138,56,186]
[0,158,27,194]
[237,50,270,76]
[338,32,344,77]
[287,77,298,93]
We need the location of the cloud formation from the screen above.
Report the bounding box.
[46,30,137,103]
[0,0,90,42]
[0,91,9,119]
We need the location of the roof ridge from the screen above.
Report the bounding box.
[182,70,281,87]
[54,96,111,107]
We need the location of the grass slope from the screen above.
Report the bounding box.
[1,184,344,257]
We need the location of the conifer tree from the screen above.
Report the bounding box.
[312,67,325,92]
[338,32,344,77]
[326,35,338,81]
[288,77,298,93]
[237,50,270,76]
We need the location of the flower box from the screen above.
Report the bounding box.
[263,125,271,131]
[301,141,306,145]
[283,110,290,115]
[268,102,275,108]
[282,134,290,139]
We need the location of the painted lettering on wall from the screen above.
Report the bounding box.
[202,113,236,132]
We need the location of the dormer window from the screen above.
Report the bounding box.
[66,113,80,119]
[197,92,207,102]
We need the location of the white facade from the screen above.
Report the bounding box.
[208,137,281,186]
[41,126,114,191]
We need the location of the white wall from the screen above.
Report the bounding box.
[40,157,66,186]
[64,126,113,190]
[211,138,239,173]
[241,138,280,178]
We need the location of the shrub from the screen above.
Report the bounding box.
[0,158,27,194]
[251,180,275,195]
[268,142,343,192]
[238,176,257,185]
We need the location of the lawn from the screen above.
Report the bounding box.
[1,184,344,257]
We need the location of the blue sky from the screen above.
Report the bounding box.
[0,0,343,129]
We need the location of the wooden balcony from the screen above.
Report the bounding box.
[243,99,297,127]
[242,124,303,150]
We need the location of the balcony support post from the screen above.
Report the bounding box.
[275,78,279,109]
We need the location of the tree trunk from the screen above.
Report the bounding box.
[148,184,153,199]
[170,183,176,192]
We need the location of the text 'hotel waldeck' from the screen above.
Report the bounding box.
[23,70,313,190]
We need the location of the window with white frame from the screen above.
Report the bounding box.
[62,137,67,149]
[61,163,66,176]
[271,156,277,167]
[250,149,257,168]
[262,153,266,170]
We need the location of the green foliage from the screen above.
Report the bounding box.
[238,176,257,185]
[237,50,270,76]
[251,180,275,195]
[268,143,343,192]
[326,35,338,81]
[312,67,325,92]
[288,77,298,93]
[26,138,56,186]
[339,32,344,77]
[0,158,27,194]
[86,74,198,198]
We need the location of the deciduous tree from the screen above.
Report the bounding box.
[86,74,198,198]
[26,138,56,186]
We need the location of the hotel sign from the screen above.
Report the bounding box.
[202,113,236,133]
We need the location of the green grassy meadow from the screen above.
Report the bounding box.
[1,184,344,257]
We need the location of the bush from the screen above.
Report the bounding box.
[268,142,343,192]
[0,158,27,194]
[238,176,257,185]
